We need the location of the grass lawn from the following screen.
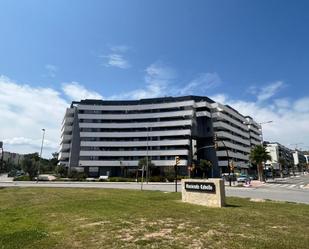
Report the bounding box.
[0,188,309,249]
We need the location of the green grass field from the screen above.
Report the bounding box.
[0,187,309,249]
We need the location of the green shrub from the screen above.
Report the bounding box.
[14,175,30,181]
[68,170,86,181]
[108,177,136,182]
[149,176,166,182]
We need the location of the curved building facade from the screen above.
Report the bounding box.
[58,96,261,177]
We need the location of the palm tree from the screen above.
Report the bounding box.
[249,145,271,182]
[278,157,287,178]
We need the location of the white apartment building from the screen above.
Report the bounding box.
[59,96,261,177]
[264,142,293,171]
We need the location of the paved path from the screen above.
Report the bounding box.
[1,179,309,204]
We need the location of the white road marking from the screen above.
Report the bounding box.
[288,184,296,188]
[279,184,287,188]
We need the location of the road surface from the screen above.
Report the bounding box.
[1,174,309,204]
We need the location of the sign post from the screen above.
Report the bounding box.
[182,179,225,207]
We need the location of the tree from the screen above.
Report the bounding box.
[199,159,212,178]
[278,157,287,178]
[56,164,68,178]
[22,153,40,180]
[138,157,155,180]
[249,145,271,182]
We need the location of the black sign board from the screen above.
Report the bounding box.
[185,182,216,193]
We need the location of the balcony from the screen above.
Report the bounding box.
[61,134,72,142]
[59,143,70,152]
[216,150,249,161]
[216,131,251,146]
[78,109,194,120]
[213,121,249,139]
[80,139,190,147]
[79,149,189,157]
[58,152,70,160]
[80,129,191,138]
[78,159,188,167]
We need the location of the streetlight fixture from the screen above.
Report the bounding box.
[258,121,273,143]
[37,128,45,183]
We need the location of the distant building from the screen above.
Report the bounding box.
[2,151,24,166]
[59,96,261,177]
[293,150,307,171]
[264,142,294,173]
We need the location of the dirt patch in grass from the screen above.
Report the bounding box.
[80,220,110,228]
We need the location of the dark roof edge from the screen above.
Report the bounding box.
[71,95,215,106]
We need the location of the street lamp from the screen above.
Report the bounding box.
[258,121,273,143]
[141,126,149,190]
[37,128,45,183]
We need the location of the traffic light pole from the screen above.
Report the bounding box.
[214,134,231,187]
[174,164,178,192]
[219,140,231,187]
[174,156,180,192]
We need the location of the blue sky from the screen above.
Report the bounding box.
[0,0,309,157]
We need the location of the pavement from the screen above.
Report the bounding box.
[1,173,309,204]
[0,173,13,182]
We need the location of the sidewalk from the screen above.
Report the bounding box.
[0,173,13,182]
[250,180,265,188]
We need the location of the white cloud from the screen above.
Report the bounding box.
[255,81,285,102]
[294,97,309,112]
[209,93,228,104]
[0,75,68,158]
[62,82,103,100]
[110,62,176,100]
[274,98,290,109]
[1,72,308,157]
[3,137,58,151]
[210,93,309,149]
[177,72,221,95]
[102,54,130,69]
[110,45,130,53]
[101,45,131,69]
[44,64,58,78]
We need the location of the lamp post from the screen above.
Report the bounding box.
[258,121,273,181]
[141,126,149,190]
[0,141,3,172]
[146,126,149,184]
[258,121,273,143]
[37,128,45,183]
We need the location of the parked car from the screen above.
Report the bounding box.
[265,171,273,178]
[248,174,257,180]
[222,173,237,182]
[37,174,56,181]
[237,174,251,183]
[8,170,24,177]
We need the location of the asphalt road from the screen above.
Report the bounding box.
[1,174,309,204]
